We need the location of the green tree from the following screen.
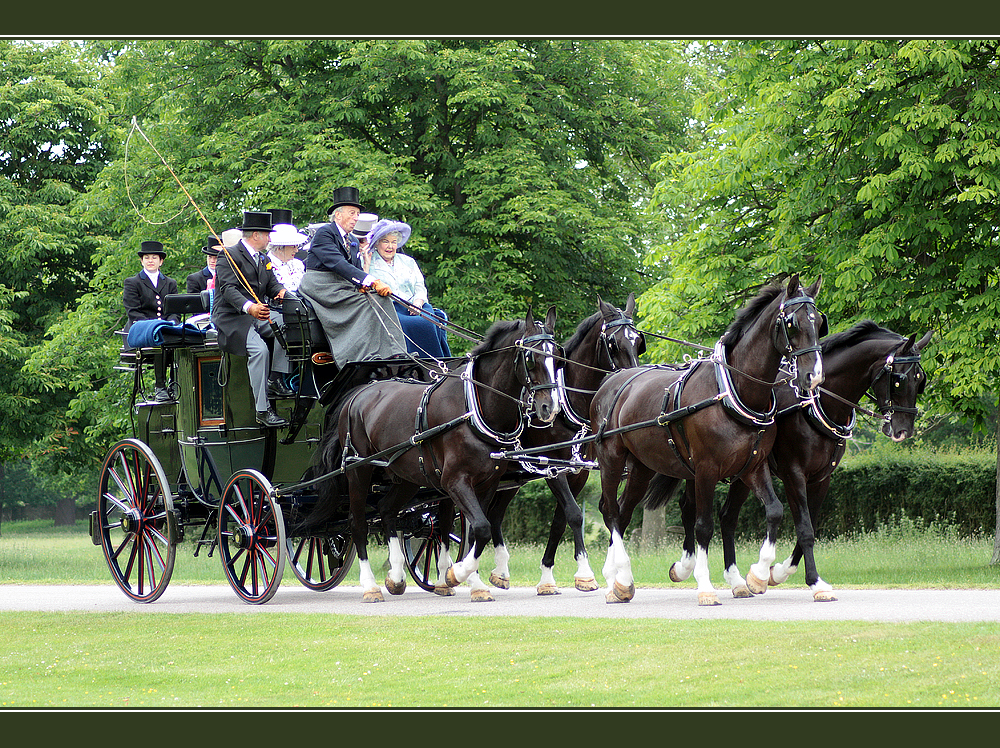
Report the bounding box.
[0,40,112,532]
[643,39,1000,557]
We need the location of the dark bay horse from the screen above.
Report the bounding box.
[661,321,932,602]
[590,275,825,606]
[485,294,645,595]
[309,307,562,602]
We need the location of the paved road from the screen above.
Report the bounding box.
[3,584,1000,622]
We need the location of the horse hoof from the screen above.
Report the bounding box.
[732,585,753,599]
[445,567,460,588]
[574,576,599,592]
[746,570,768,595]
[698,591,721,606]
[362,588,384,603]
[668,564,683,583]
[813,590,838,602]
[433,585,455,597]
[768,567,781,586]
[470,588,495,603]
[489,571,510,590]
[385,576,406,596]
[537,583,560,596]
[605,580,634,603]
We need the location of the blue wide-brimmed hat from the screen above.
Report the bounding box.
[367,219,411,249]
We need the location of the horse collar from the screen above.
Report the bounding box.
[462,360,527,446]
[712,341,777,428]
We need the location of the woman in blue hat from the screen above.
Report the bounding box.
[364,219,452,359]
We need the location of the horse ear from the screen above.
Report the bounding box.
[625,292,636,317]
[525,306,535,328]
[545,304,558,333]
[805,275,823,299]
[786,273,801,297]
[915,330,933,352]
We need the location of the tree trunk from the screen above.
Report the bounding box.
[992,398,1000,564]
[54,495,76,527]
[640,505,667,553]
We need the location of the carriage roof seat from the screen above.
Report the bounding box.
[163,292,210,320]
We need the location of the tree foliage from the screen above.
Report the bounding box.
[0,40,110,468]
[645,39,1000,426]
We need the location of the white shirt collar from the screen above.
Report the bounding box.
[143,269,161,285]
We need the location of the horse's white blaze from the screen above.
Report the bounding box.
[387,536,406,584]
[749,540,777,583]
[492,543,511,580]
[671,550,696,581]
[692,546,714,594]
[358,558,378,591]
[810,355,824,391]
[540,341,560,423]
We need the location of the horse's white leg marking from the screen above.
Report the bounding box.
[770,555,797,585]
[451,545,480,584]
[604,529,633,590]
[491,543,511,582]
[538,564,557,589]
[435,546,455,588]
[386,536,406,585]
[748,540,777,586]
[723,562,751,597]
[670,550,695,581]
[692,547,714,595]
[575,552,596,581]
[358,558,379,592]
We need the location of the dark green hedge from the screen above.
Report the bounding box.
[498,450,998,544]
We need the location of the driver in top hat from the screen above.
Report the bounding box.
[298,187,405,367]
[211,211,289,428]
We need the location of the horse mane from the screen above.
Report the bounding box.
[562,311,603,358]
[822,320,902,355]
[722,283,784,350]
[469,318,526,357]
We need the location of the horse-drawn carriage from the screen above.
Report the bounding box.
[90,291,482,604]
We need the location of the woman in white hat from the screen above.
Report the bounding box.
[265,222,308,397]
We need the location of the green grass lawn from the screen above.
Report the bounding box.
[3,519,1000,709]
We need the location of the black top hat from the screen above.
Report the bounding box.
[138,240,166,257]
[326,186,364,215]
[202,235,223,256]
[268,208,293,226]
[239,211,274,232]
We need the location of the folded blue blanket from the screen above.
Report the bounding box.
[127,319,209,348]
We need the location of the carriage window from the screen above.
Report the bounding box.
[198,356,225,426]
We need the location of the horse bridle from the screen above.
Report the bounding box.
[599,313,644,370]
[868,351,924,421]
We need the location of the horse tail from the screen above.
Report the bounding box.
[641,472,684,510]
[292,384,365,533]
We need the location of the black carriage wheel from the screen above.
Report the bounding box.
[217,470,286,604]
[96,438,177,603]
[400,507,467,593]
[286,533,357,591]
